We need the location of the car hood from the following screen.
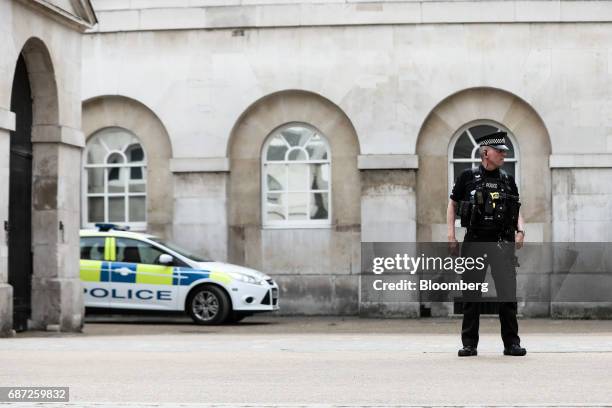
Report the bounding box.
[195,261,270,281]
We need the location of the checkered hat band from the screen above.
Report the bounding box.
[481,138,505,145]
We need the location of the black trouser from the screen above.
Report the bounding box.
[460,230,520,348]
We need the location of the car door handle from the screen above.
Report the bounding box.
[117,267,132,276]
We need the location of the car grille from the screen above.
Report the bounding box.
[261,288,279,306]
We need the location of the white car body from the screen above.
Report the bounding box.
[79,229,279,320]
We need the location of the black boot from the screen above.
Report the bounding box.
[503,344,527,356]
[458,345,478,357]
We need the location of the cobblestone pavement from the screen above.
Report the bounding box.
[1,316,611,407]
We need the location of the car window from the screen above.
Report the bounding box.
[150,238,211,262]
[80,237,106,261]
[115,238,167,265]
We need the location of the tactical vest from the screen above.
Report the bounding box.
[457,167,521,236]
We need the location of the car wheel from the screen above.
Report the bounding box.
[186,285,230,325]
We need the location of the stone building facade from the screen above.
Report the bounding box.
[0,0,96,335]
[78,0,612,318]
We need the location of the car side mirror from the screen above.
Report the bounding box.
[158,254,174,266]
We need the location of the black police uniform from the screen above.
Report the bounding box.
[450,164,521,349]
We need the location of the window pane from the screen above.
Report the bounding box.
[503,139,515,158]
[129,181,146,193]
[130,167,142,180]
[288,164,308,191]
[108,167,127,193]
[125,144,145,163]
[288,193,308,220]
[88,197,104,222]
[266,136,288,161]
[282,126,313,147]
[86,129,148,227]
[87,168,104,194]
[107,152,125,164]
[116,239,166,265]
[453,132,474,159]
[262,124,332,226]
[469,124,498,141]
[87,138,106,164]
[453,162,475,182]
[305,135,328,160]
[502,162,516,180]
[80,237,106,261]
[100,129,135,152]
[287,149,308,161]
[138,243,165,265]
[129,167,146,192]
[310,193,329,220]
[115,238,142,264]
[128,196,146,222]
[266,164,286,191]
[109,197,125,222]
[266,193,285,221]
[310,164,329,190]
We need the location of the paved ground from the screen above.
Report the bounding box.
[1,316,612,407]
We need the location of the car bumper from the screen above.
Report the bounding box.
[230,280,279,311]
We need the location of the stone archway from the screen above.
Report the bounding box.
[82,95,174,238]
[227,90,361,314]
[8,53,34,332]
[416,87,552,242]
[415,87,553,317]
[1,37,84,333]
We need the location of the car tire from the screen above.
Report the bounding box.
[186,285,230,325]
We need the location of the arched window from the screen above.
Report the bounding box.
[448,121,520,197]
[262,123,331,228]
[83,127,147,229]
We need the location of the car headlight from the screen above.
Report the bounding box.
[228,272,263,285]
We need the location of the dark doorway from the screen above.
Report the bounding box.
[8,54,33,332]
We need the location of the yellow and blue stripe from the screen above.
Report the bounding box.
[79,261,232,287]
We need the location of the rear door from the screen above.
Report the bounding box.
[80,236,112,308]
[110,238,178,310]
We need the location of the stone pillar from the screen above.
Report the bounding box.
[0,109,15,336]
[170,158,229,262]
[358,154,419,317]
[29,125,84,332]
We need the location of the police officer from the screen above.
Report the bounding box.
[447,131,527,357]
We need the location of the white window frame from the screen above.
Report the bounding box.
[82,127,147,231]
[261,122,332,229]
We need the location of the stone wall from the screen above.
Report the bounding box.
[0,0,93,335]
[80,1,612,317]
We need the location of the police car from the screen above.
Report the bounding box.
[79,224,279,324]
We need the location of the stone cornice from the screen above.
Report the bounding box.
[550,154,612,168]
[17,0,97,32]
[89,1,612,33]
[31,125,85,147]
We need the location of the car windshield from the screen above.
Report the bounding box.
[150,238,212,262]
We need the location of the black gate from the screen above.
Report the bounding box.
[8,54,33,332]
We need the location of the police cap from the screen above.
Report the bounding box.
[475,131,510,151]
